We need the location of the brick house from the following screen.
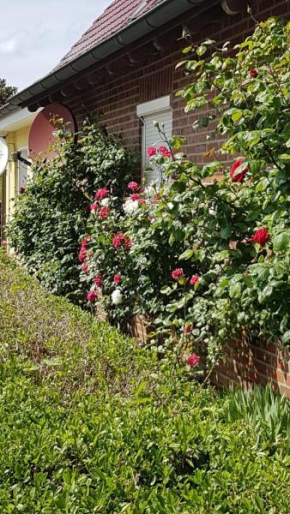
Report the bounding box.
[1,0,290,394]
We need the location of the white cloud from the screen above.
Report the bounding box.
[0,0,112,90]
[0,38,19,54]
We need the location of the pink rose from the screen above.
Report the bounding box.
[113,274,122,284]
[184,326,192,335]
[86,290,98,303]
[99,207,110,220]
[130,193,141,201]
[112,233,131,249]
[147,146,157,157]
[94,274,102,287]
[82,262,88,273]
[95,187,109,200]
[158,146,171,158]
[187,354,200,367]
[171,268,183,280]
[78,248,86,262]
[128,181,139,191]
[90,203,99,212]
[190,275,199,286]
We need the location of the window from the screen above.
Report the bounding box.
[137,96,172,184]
[17,148,29,191]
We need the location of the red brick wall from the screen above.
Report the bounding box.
[65,0,290,167]
[67,0,290,395]
[212,337,290,397]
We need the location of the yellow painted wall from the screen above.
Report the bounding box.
[4,125,31,229]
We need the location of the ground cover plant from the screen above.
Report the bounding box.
[1,250,290,513]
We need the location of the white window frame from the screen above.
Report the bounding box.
[137,95,172,179]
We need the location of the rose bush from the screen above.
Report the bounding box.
[81,17,290,366]
[7,119,135,303]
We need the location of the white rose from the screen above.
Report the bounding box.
[144,185,155,197]
[101,198,110,207]
[168,202,174,210]
[124,199,139,215]
[111,289,123,305]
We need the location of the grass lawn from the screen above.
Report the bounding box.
[0,250,290,513]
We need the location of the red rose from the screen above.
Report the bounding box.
[171,268,183,280]
[99,207,110,220]
[130,193,141,201]
[94,274,102,287]
[249,69,258,78]
[81,235,91,247]
[82,262,88,273]
[90,203,99,212]
[112,233,131,249]
[184,326,192,335]
[147,146,157,157]
[95,187,109,200]
[19,187,25,194]
[123,236,132,249]
[86,290,98,303]
[113,274,122,284]
[189,275,199,286]
[112,234,123,248]
[128,181,139,191]
[247,227,269,247]
[230,158,248,183]
[158,146,171,158]
[187,354,200,367]
[78,248,87,262]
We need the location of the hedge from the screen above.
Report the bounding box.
[0,250,290,512]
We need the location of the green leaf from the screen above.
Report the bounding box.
[229,283,242,299]
[282,331,290,344]
[243,274,253,288]
[258,285,273,304]
[179,249,194,260]
[196,44,207,56]
[273,233,290,252]
[232,110,243,122]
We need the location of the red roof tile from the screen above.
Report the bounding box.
[58,0,162,68]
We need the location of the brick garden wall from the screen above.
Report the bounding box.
[67,0,290,395]
[212,337,290,397]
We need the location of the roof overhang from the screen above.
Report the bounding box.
[0,107,40,134]
[0,0,245,120]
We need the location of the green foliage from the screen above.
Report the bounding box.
[224,384,290,451]
[7,120,135,304]
[1,251,290,512]
[0,77,17,107]
[82,17,290,365]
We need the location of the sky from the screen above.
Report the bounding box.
[0,0,112,92]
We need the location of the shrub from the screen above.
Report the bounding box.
[1,251,290,512]
[81,17,290,367]
[7,120,135,304]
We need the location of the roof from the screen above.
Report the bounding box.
[0,0,222,120]
[58,0,162,69]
